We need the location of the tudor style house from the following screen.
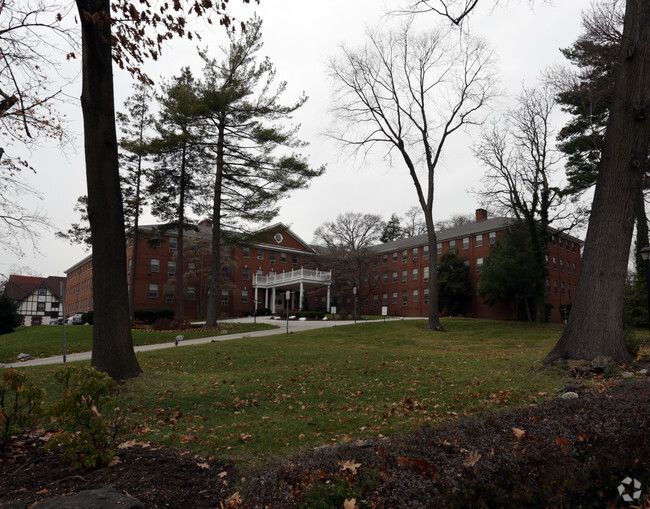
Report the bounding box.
[64,209,582,323]
[3,275,66,326]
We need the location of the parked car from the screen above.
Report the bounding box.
[72,312,84,325]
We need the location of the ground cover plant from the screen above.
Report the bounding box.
[0,322,276,364]
[1,318,647,507]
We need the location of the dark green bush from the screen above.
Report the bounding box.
[46,366,124,469]
[0,369,46,451]
[82,310,93,325]
[134,307,175,324]
[0,294,21,335]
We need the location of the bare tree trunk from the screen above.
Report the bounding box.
[77,0,141,379]
[545,0,650,365]
[205,122,225,327]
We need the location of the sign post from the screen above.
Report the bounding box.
[285,290,291,334]
[381,306,388,324]
[60,281,67,363]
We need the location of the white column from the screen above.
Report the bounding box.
[299,282,304,311]
[271,287,276,313]
[265,288,269,309]
[254,287,258,314]
[326,284,331,312]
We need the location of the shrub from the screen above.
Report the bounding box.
[0,294,21,335]
[82,310,94,325]
[46,366,124,469]
[0,369,46,452]
[134,307,175,324]
[254,308,272,317]
[151,318,174,331]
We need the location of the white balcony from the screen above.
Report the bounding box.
[253,268,331,289]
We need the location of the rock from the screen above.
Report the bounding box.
[557,383,587,394]
[299,317,307,321]
[591,355,615,373]
[33,487,143,509]
[17,353,32,361]
[560,392,579,400]
[621,371,635,378]
[322,317,328,321]
[638,369,648,376]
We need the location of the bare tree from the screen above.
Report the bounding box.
[313,212,384,318]
[402,206,427,237]
[474,86,582,321]
[329,21,497,330]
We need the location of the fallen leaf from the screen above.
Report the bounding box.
[339,460,361,475]
[463,450,481,467]
[36,488,49,495]
[197,462,210,469]
[218,471,228,478]
[512,427,526,440]
[343,498,358,509]
[107,456,121,467]
[221,491,242,508]
[118,440,137,449]
[239,433,251,443]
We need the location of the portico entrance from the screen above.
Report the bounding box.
[253,268,332,313]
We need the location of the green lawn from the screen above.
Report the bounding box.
[0,322,276,364]
[11,318,574,472]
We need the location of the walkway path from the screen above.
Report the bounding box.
[3,316,410,369]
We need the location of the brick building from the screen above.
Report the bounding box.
[64,210,582,323]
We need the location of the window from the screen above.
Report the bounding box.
[373,295,378,308]
[187,287,196,300]
[546,279,551,296]
[168,237,177,252]
[382,254,388,264]
[402,290,408,306]
[402,270,407,284]
[364,277,369,288]
[38,287,46,296]
[382,273,388,284]
[559,238,563,248]
[545,255,550,268]
[568,283,572,297]
[269,251,276,264]
[221,290,229,305]
[449,239,456,252]
[423,245,429,260]
[424,288,430,304]
[37,302,46,312]
[392,292,398,305]
[475,234,483,247]
[402,250,408,263]
[462,237,469,249]
[257,249,264,260]
[412,268,418,280]
[554,280,558,294]
[437,242,442,255]
[560,259,564,272]
[561,282,565,295]
[281,252,287,263]
[239,267,248,281]
[292,254,298,267]
[222,266,230,281]
[571,242,576,253]
[413,247,419,260]
[373,275,379,288]
[573,262,577,274]
[463,260,470,267]
[392,252,397,262]
[423,266,430,282]
[167,260,176,277]
[165,288,174,303]
[476,258,484,271]
[305,257,311,266]
[552,257,557,270]
[241,289,249,303]
[489,232,496,245]
[224,246,231,257]
[256,268,263,276]
[188,262,196,271]
[412,289,419,303]
[150,258,160,273]
[363,297,369,308]
[149,284,158,299]
[382,293,388,306]
[552,235,556,246]
[392,271,398,283]
[243,247,250,258]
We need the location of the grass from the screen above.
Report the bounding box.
[10,318,574,473]
[0,322,277,364]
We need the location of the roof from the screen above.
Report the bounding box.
[4,275,66,302]
[372,217,514,254]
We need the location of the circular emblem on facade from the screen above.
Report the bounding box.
[274,233,283,243]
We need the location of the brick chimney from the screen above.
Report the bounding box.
[475,208,488,222]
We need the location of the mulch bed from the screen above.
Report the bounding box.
[0,434,240,508]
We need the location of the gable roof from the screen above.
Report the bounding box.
[4,275,66,302]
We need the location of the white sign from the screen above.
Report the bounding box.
[381,306,388,316]
[331,306,337,314]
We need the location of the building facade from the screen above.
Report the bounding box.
[3,275,66,326]
[64,210,582,323]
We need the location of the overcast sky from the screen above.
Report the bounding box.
[2,0,594,278]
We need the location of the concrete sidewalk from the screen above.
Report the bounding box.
[2,316,405,369]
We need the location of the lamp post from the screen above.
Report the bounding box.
[640,246,650,336]
[285,290,291,334]
[352,286,357,324]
